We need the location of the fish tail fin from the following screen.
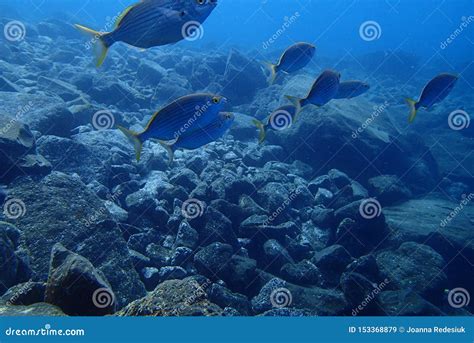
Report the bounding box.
[405,98,418,123]
[74,24,111,67]
[252,119,266,143]
[158,141,175,166]
[285,95,302,109]
[118,126,143,162]
[264,62,277,85]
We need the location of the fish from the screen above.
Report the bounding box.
[265,42,316,84]
[159,111,235,164]
[252,104,301,143]
[334,81,370,99]
[118,93,227,162]
[406,73,459,123]
[75,0,218,67]
[285,70,341,108]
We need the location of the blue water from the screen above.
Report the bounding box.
[0,0,473,318]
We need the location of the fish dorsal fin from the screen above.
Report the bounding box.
[115,3,139,28]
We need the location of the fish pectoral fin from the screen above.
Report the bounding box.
[158,140,176,166]
[263,62,277,85]
[405,98,418,123]
[252,119,266,144]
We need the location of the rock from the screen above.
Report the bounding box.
[378,290,445,316]
[345,254,381,283]
[341,272,386,315]
[0,92,75,137]
[261,239,294,273]
[137,59,167,86]
[313,245,353,272]
[310,206,335,228]
[118,277,223,316]
[280,260,321,286]
[239,215,298,242]
[251,278,347,315]
[308,175,335,194]
[0,76,21,92]
[128,249,151,271]
[0,223,31,294]
[330,181,368,209]
[209,284,251,315]
[0,302,65,316]
[44,244,115,316]
[159,266,187,281]
[140,267,160,291]
[328,169,351,189]
[376,242,448,302]
[169,168,200,193]
[145,243,172,267]
[225,255,257,294]
[315,188,334,206]
[229,113,259,141]
[261,308,310,316]
[194,243,233,281]
[175,221,199,249]
[368,175,412,205]
[9,172,146,308]
[1,281,45,306]
[190,207,238,247]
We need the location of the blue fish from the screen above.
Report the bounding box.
[266,42,316,84]
[159,112,235,164]
[406,73,458,123]
[75,0,218,67]
[334,81,370,99]
[286,70,341,108]
[252,104,300,143]
[118,93,227,161]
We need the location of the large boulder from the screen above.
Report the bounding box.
[9,172,146,308]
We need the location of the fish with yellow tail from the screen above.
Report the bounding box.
[265,42,316,84]
[118,93,227,162]
[74,0,218,67]
[252,104,301,143]
[405,73,458,123]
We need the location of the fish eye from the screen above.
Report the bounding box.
[212,97,220,104]
[196,0,206,5]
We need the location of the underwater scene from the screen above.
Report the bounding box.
[0,0,473,319]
